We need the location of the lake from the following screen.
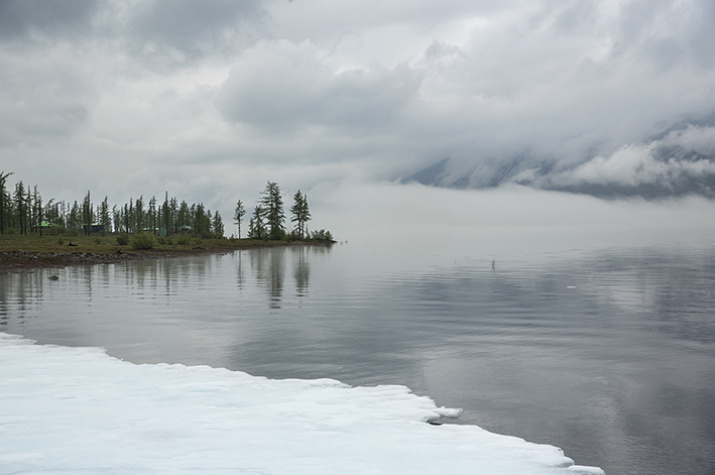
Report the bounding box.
[2,185,715,475]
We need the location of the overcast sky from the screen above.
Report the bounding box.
[2,0,715,216]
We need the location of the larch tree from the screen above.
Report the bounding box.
[123,201,131,233]
[233,199,246,238]
[112,205,119,233]
[148,196,157,234]
[212,211,224,237]
[100,196,110,236]
[162,192,171,235]
[169,197,178,234]
[290,190,311,240]
[0,171,13,234]
[248,205,265,240]
[177,200,190,233]
[32,186,43,236]
[82,190,92,235]
[260,181,285,240]
[14,181,26,234]
[134,196,144,233]
[68,200,80,232]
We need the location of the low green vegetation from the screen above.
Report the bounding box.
[130,233,156,250]
[0,233,299,256]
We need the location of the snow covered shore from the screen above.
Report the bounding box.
[0,333,604,474]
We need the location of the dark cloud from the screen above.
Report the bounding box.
[0,0,98,39]
[124,0,265,62]
[0,0,266,66]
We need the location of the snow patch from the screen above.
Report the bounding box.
[0,333,604,474]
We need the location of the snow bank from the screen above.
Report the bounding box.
[0,333,603,474]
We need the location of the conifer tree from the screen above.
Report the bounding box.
[135,196,144,233]
[248,205,265,239]
[260,181,285,240]
[233,199,246,238]
[15,181,26,234]
[124,201,131,233]
[177,200,190,233]
[45,199,59,227]
[100,196,110,236]
[112,205,119,233]
[68,201,80,232]
[148,196,157,234]
[26,186,32,233]
[0,171,12,234]
[193,203,211,238]
[169,197,178,234]
[212,211,224,237]
[82,190,92,235]
[162,192,171,235]
[290,190,311,240]
[32,186,43,236]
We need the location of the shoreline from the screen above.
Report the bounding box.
[0,241,333,274]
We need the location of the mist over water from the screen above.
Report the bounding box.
[2,185,715,475]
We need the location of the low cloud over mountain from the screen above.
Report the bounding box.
[403,117,715,198]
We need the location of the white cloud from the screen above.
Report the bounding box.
[548,142,715,189]
[665,126,715,156]
[558,145,662,187]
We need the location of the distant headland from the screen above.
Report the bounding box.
[0,172,335,273]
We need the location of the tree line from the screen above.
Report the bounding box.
[0,171,333,242]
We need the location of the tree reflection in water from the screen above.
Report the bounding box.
[240,245,330,308]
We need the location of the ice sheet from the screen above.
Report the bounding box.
[0,332,603,474]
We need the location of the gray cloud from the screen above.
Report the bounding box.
[0,0,98,40]
[404,120,715,198]
[0,45,96,146]
[0,0,266,65]
[1,0,715,217]
[393,0,715,196]
[122,0,265,64]
[218,39,422,133]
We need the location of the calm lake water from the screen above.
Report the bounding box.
[2,234,715,475]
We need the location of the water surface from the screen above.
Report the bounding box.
[2,239,714,475]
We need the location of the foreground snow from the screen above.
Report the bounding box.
[0,333,603,475]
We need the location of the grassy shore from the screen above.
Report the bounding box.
[0,233,307,273]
